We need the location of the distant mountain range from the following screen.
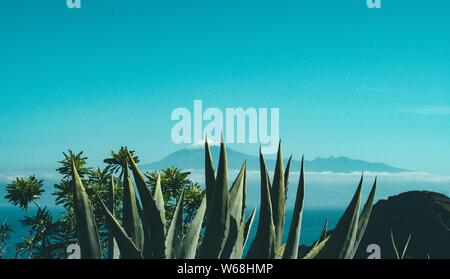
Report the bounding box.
[141,145,408,173]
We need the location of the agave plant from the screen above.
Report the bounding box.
[391,231,412,259]
[69,139,377,259]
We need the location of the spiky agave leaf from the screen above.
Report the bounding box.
[165,190,185,259]
[96,193,142,259]
[107,177,119,259]
[316,175,363,259]
[401,234,412,259]
[243,207,256,248]
[317,218,329,245]
[391,231,400,259]
[283,156,305,259]
[221,162,246,259]
[71,160,101,259]
[154,173,166,222]
[228,162,246,207]
[246,150,276,259]
[199,138,230,259]
[306,218,328,257]
[126,149,166,258]
[391,231,412,259]
[303,236,330,259]
[284,155,292,200]
[241,161,247,226]
[134,197,153,259]
[122,160,144,251]
[351,178,377,258]
[271,141,286,250]
[205,138,216,220]
[180,196,206,259]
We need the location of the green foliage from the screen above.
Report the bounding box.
[271,141,286,250]
[165,189,185,259]
[199,140,230,259]
[103,147,139,177]
[246,150,277,259]
[221,162,246,259]
[5,176,44,211]
[283,156,305,259]
[96,192,142,259]
[314,176,377,259]
[16,207,65,259]
[146,167,204,227]
[57,150,91,179]
[2,140,378,260]
[0,220,13,258]
[70,140,376,260]
[71,159,101,259]
[180,196,206,259]
[126,149,166,258]
[391,231,412,259]
[121,160,144,251]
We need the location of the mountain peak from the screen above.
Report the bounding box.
[186,139,220,150]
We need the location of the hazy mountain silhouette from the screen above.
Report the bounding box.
[141,145,408,173]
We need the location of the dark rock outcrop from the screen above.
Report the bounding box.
[354,191,450,259]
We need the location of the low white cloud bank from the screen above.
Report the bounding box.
[187,169,450,185]
[0,170,60,182]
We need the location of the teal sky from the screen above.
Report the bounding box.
[0,0,449,174]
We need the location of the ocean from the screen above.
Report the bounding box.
[1,169,449,258]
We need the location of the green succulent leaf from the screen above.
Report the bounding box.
[199,138,230,259]
[283,156,305,259]
[316,175,363,259]
[154,173,166,223]
[317,218,329,245]
[401,234,412,259]
[243,207,256,248]
[205,138,216,220]
[391,230,400,259]
[284,155,292,200]
[96,192,142,259]
[122,160,144,251]
[165,189,185,259]
[391,231,412,259]
[246,150,276,259]
[271,141,286,250]
[303,236,330,259]
[180,196,207,259]
[107,177,118,259]
[126,149,166,258]
[222,162,246,259]
[351,178,377,258]
[71,160,101,259]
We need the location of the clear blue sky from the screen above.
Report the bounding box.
[0,0,449,174]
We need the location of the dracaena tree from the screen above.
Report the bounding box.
[5,176,44,211]
[0,220,13,258]
[5,176,64,259]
